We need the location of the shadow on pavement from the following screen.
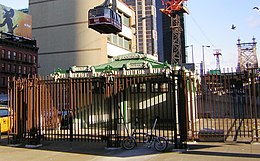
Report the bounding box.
[0,136,224,158]
[184,150,260,159]
[1,135,260,159]
[183,143,260,159]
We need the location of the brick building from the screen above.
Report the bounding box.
[0,32,38,94]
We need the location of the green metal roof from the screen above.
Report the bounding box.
[50,53,171,76]
[94,52,169,72]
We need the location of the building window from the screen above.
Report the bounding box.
[118,35,123,47]
[112,34,117,44]
[13,65,16,73]
[23,66,27,74]
[118,11,130,27]
[1,49,5,58]
[18,53,22,61]
[29,55,32,63]
[122,14,130,27]
[28,67,31,74]
[1,63,5,71]
[33,56,36,64]
[24,54,27,62]
[13,52,17,60]
[7,51,11,59]
[109,34,131,51]
[123,38,131,50]
[146,20,152,28]
[18,65,22,73]
[8,64,11,72]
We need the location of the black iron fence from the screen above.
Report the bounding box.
[195,69,260,143]
[7,69,189,148]
[6,68,260,148]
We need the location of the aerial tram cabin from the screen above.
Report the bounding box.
[88,4,122,34]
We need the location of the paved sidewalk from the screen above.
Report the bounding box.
[0,139,260,161]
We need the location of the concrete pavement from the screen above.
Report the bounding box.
[0,138,260,161]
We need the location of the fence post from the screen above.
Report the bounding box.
[251,69,258,142]
[69,114,73,142]
[177,67,188,149]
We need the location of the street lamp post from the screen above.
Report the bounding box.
[135,0,139,53]
[202,45,210,75]
[185,45,194,63]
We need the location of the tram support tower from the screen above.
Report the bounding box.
[160,0,189,66]
[237,38,258,72]
[170,13,183,65]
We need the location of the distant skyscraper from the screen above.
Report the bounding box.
[122,0,158,59]
[155,0,164,62]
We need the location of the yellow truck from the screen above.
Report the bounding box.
[0,105,11,133]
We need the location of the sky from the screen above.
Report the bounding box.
[1,0,260,71]
[185,0,260,70]
[0,0,28,10]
